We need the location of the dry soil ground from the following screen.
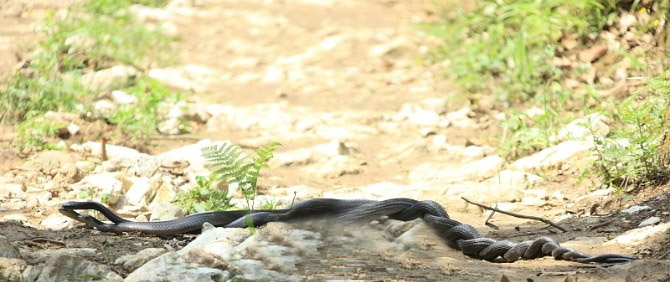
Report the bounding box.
[2,0,670,281]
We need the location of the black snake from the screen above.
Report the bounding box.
[59,198,634,264]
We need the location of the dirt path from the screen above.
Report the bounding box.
[148,0,661,281]
[2,0,669,281]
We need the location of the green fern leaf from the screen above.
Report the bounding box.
[200,141,282,210]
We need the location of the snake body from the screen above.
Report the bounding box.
[59,198,634,264]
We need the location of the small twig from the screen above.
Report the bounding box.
[658,249,670,260]
[484,204,499,230]
[101,137,108,161]
[590,220,613,231]
[290,191,297,209]
[461,197,568,233]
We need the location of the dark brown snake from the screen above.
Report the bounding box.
[60,198,635,264]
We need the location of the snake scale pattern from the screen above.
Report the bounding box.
[60,198,635,264]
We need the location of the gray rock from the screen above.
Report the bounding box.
[36,254,122,282]
[124,251,229,282]
[0,238,21,259]
[80,65,137,92]
[622,205,652,215]
[0,257,26,282]
[26,248,98,264]
[638,217,661,227]
[114,248,167,272]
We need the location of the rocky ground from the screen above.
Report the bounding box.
[1,0,670,281]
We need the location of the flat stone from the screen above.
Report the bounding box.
[621,205,652,215]
[638,217,661,227]
[606,222,670,247]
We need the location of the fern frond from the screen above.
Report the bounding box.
[200,141,282,210]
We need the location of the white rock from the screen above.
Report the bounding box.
[128,4,172,22]
[461,146,485,159]
[111,90,138,105]
[148,202,184,221]
[618,13,637,32]
[0,183,25,197]
[368,37,409,57]
[80,65,137,92]
[418,98,448,115]
[303,155,363,179]
[395,103,441,126]
[125,251,230,282]
[622,205,652,215]
[444,182,524,205]
[590,188,614,197]
[40,213,74,231]
[64,34,96,54]
[487,170,544,189]
[606,222,670,247]
[262,65,285,83]
[432,135,447,147]
[1,214,28,224]
[125,177,155,206]
[70,173,124,204]
[511,140,593,171]
[524,107,545,118]
[638,217,661,227]
[555,113,609,142]
[157,117,182,135]
[77,141,145,160]
[93,99,116,117]
[148,65,216,92]
[66,122,80,136]
[410,156,504,184]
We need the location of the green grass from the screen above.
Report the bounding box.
[426,0,670,189]
[423,0,616,102]
[0,0,179,149]
[590,72,670,190]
